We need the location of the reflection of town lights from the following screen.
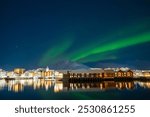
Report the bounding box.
[54,82,63,93]
[45,85,49,91]
[82,85,85,89]
[116,84,118,88]
[100,84,103,90]
[125,84,127,88]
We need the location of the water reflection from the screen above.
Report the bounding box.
[138,82,150,89]
[0,79,150,92]
[63,81,135,91]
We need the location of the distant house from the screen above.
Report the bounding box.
[25,71,35,78]
[142,71,150,78]
[62,69,134,79]
[45,70,55,78]
[14,68,25,75]
[54,71,63,78]
[115,70,133,78]
[133,70,143,78]
[103,70,114,78]
[126,70,133,77]
[0,71,7,78]
[63,70,104,78]
[115,70,124,78]
[45,67,54,78]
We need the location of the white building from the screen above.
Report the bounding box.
[0,70,7,78]
[54,71,63,78]
[133,70,143,78]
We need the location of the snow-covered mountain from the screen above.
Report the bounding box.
[48,60,90,70]
[85,62,130,69]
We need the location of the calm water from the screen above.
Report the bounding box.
[0,79,150,100]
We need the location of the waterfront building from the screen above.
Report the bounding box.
[14,68,25,75]
[45,67,55,78]
[103,70,114,78]
[63,69,104,78]
[0,70,7,78]
[142,71,150,78]
[133,70,143,78]
[0,67,150,80]
[63,68,134,79]
[28,71,35,78]
[7,71,14,78]
[21,70,35,78]
[54,71,63,78]
[45,70,51,77]
[115,69,133,78]
[34,68,45,78]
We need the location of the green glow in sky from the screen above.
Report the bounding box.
[71,32,150,61]
[39,38,73,66]
[39,20,150,65]
[79,53,118,63]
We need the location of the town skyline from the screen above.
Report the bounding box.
[0,66,150,79]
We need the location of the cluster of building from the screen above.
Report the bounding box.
[0,67,150,80]
[0,67,63,79]
[64,68,150,79]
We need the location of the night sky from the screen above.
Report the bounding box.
[0,0,150,70]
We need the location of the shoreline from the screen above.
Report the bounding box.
[0,77,150,82]
[63,77,150,82]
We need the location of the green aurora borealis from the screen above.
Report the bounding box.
[71,32,150,62]
[1,0,150,69]
[39,37,73,66]
[39,21,150,65]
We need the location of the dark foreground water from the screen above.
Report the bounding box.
[0,79,150,100]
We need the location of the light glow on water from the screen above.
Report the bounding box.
[0,79,150,99]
